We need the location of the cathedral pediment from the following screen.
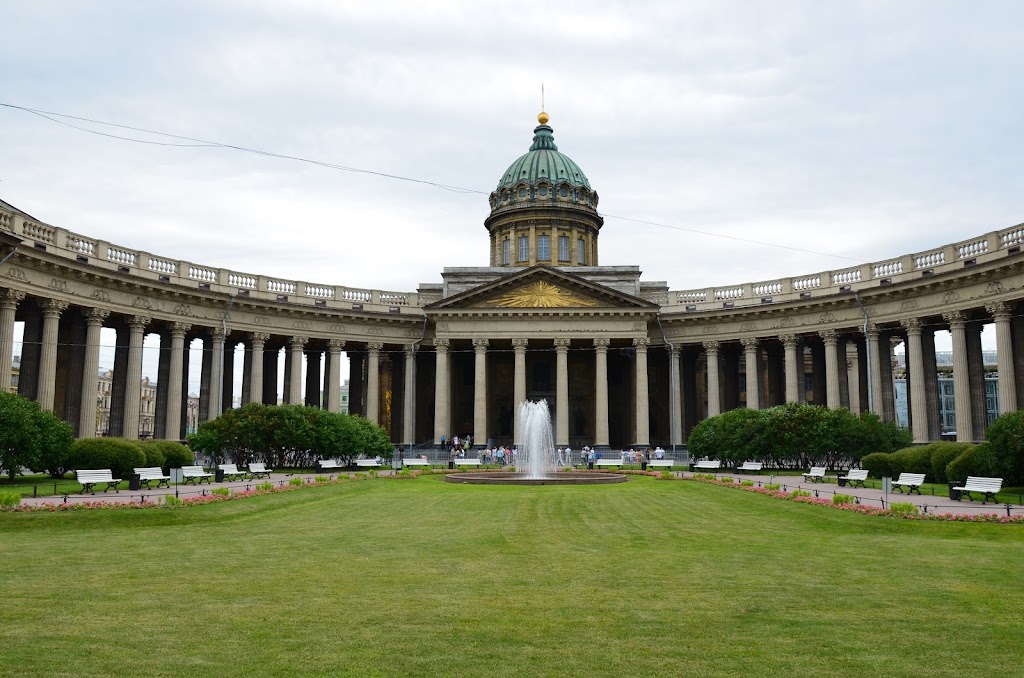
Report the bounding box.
[426,266,658,312]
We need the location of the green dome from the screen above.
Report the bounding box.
[496,124,592,190]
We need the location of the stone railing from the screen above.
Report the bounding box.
[3,205,1021,316]
[667,224,1023,311]
[0,208,423,314]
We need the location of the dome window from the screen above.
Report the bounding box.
[559,186,568,198]
[518,188,527,198]
[539,186,548,197]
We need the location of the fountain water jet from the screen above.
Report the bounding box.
[444,399,626,485]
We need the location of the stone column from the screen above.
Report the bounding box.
[847,342,861,415]
[249,333,268,405]
[634,337,650,447]
[594,338,610,449]
[704,341,721,417]
[305,348,322,407]
[327,339,344,412]
[819,330,841,409]
[988,302,1017,414]
[966,320,987,441]
[512,338,528,444]
[206,328,227,418]
[944,311,973,442]
[36,299,68,411]
[865,325,885,418]
[554,338,570,446]
[403,344,416,446]
[123,316,150,439]
[288,335,307,408]
[669,344,683,446]
[366,342,382,424]
[78,308,109,438]
[0,290,24,393]
[163,322,190,441]
[741,338,760,409]
[780,334,799,403]
[433,339,450,443]
[221,340,236,413]
[528,220,537,266]
[472,338,489,448]
[901,318,929,443]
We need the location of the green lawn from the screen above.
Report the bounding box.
[1,476,1021,677]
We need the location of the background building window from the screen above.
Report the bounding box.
[537,235,550,261]
[577,237,586,264]
[558,235,570,261]
[518,236,529,262]
[502,239,510,265]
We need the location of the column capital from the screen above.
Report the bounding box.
[818,329,838,345]
[865,323,881,338]
[740,337,759,351]
[986,301,1012,320]
[632,337,649,351]
[42,299,69,317]
[943,310,966,329]
[779,333,797,348]
[554,338,571,351]
[900,317,923,335]
[128,315,151,331]
[329,338,346,352]
[593,337,610,351]
[404,343,417,355]
[171,322,192,337]
[434,338,450,351]
[85,308,110,325]
[290,335,309,349]
[366,341,383,352]
[210,326,228,341]
[512,338,529,351]
[472,338,489,351]
[251,332,270,346]
[702,340,719,353]
[1,289,26,307]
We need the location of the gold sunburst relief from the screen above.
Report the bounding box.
[492,281,596,308]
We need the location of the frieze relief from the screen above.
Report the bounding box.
[899,300,918,312]
[48,278,71,294]
[132,296,154,310]
[740,322,758,332]
[253,316,271,326]
[173,303,192,316]
[293,320,311,330]
[943,291,960,304]
[984,281,1005,295]
[330,323,346,333]
[817,311,837,324]
[7,267,28,282]
[365,327,384,336]
[90,289,111,303]
[701,325,719,335]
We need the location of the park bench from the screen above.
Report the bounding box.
[76,469,121,494]
[839,469,869,488]
[736,461,763,473]
[693,460,721,471]
[317,459,342,471]
[952,476,1003,504]
[647,459,676,470]
[594,459,623,468]
[181,465,213,485]
[402,458,431,468]
[134,467,170,489]
[891,473,926,495]
[453,459,482,467]
[218,464,248,481]
[248,462,273,479]
[802,467,827,483]
[355,459,382,469]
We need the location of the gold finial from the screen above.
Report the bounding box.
[538,83,548,124]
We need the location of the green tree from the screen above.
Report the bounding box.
[984,409,1024,484]
[0,391,43,480]
[34,407,75,478]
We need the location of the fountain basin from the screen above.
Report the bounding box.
[444,471,626,485]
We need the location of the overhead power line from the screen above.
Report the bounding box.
[2,101,863,262]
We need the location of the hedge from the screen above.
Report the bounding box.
[140,440,192,471]
[946,443,1000,483]
[68,438,146,478]
[984,409,1024,484]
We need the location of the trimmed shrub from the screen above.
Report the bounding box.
[946,443,1000,483]
[68,438,146,478]
[984,409,1024,484]
[928,442,973,484]
[890,502,920,517]
[141,440,191,471]
[833,494,855,505]
[33,408,75,479]
[889,446,932,480]
[861,452,895,479]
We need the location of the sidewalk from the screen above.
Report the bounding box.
[699,471,1023,517]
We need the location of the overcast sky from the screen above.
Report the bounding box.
[4,1,1021,387]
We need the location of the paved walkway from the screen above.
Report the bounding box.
[15,469,1022,518]
[697,471,1023,517]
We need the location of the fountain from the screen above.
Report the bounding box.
[444,399,626,485]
